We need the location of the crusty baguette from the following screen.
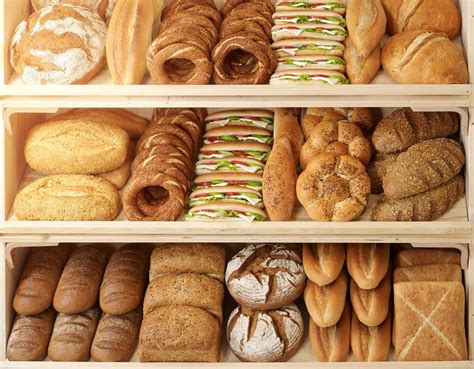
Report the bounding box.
[100,244,149,315]
[395,248,461,268]
[372,175,465,221]
[263,138,297,220]
[346,243,390,289]
[54,245,110,314]
[303,243,345,286]
[344,37,381,84]
[394,264,462,283]
[6,308,56,361]
[367,152,399,194]
[274,108,304,166]
[13,245,73,315]
[372,108,459,154]
[91,307,142,362]
[383,138,465,199]
[351,310,391,361]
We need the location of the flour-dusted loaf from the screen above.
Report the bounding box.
[31,0,109,17]
[91,307,142,362]
[13,174,121,221]
[227,304,304,362]
[346,243,390,289]
[394,264,462,283]
[25,119,129,175]
[48,307,100,361]
[6,308,56,361]
[303,243,345,286]
[10,4,107,85]
[13,245,73,315]
[395,248,461,267]
[139,305,221,362]
[100,244,149,315]
[351,310,391,361]
[393,281,467,361]
[54,245,110,314]
[225,244,306,310]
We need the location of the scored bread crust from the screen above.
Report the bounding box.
[346,243,390,290]
[31,0,109,17]
[344,37,381,84]
[274,108,304,165]
[393,264,462,283]
[302,243,345,286]
[351,310,391,361]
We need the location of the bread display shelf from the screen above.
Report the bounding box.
[0,242,471,368]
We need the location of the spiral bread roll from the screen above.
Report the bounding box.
[303,243,345,286]
[226,244,305,310]
[10,5,107,85]
[346,243,390,290]
[227,304,304,362]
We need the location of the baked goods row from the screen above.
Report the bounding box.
[9,0,468,85]
[12,107,465,222]
[6,243,467,362]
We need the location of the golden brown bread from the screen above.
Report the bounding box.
[372,108,459,154]
[346,243,390,289]
[351,310,391,361]
[303,243,345,286]
[274,108,304,166]
[91,307,142,362]
[97,140,135,189]
[54,245,110,314]
[372,175,465,221]
[100,245,149,315]
[383,138,465,199]
[48,307,100,361]
[395,248,461,267]
[13,245,73,315]
[393,281,467,360]
[308,304,350,362]
[6,308,56,361]
[303,108,373,136]
[32,0,109,17]
[394,264,462,283]
[344,37,381,84]
[367,152,399,194]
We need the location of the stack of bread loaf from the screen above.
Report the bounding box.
[14,109,149,221]
[369,108,465,221]
[212,0,276,84]
[186,109,274,222]
[296,108,373,221]
[226,244,306,362]
[270,0,349,84]
[139,243,225,362]
[393,248,467,361]
[7,244,149,362]
[123,108,206,221]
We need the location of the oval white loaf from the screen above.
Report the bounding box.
[10,5,107,85]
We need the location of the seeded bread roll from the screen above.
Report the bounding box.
[383,138,465,199]
[395,248,461,268]
[6,308,56,361]
[346,243,390,289]
[13,245,73,315]
[372,108,459,154]
[351,310,391,361]
[367,152,399,194]
[302,243,345,286]
[91,307,142,362]
[372,175,465,221]
[394,264,462,283]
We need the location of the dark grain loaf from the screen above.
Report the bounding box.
[372,175,464,221]
[13,245,73,315]
[54,245,109,314]
[48,307,100,361]
[382,138,464,199]
[91,307,142,362]
[367,152,399,194]
[100,245,149,314]
[6,308,56,361]
[372,108,458,154]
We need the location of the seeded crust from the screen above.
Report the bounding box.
[367,152,399,194]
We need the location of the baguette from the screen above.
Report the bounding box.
[6,308,56,361]
[54,245,110,314]
[351,310,391,361]
[274,108,304,166]
[344,37,381,84]
[367,152,399,194]
[395,248,461,268]
[346,243,390,289]
[372,108,459,154]
[372,175,465,221]
[100,244,149,315]
[48,307,100,361]
[394,264,462,283]
[13,245,73,315]
[303,243,345,286]
[383,138,465,199]
[91,307,142,362]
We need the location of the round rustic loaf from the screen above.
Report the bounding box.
[31,0,109,17]
[225,244,306,310]
[10,4,107,85]
[227,304,304,362]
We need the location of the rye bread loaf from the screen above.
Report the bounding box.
[302,243,345,286]
[367,152,399,194]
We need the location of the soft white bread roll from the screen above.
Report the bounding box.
[309,304,350,362]
[393,264,462,283]
[350,272,391,326]
[382,30,468,84]
[346,0,386,57]
[274,108,304,166]
[351,310,391,361]
[263,138,297,221]
[304,272,347,327]
[344,37,381,84]
[303,243,345,286]
[346,243,390,289]
[395,248,461,268]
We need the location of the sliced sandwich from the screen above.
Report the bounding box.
[273,10,346,27]
[272,23,347,41]
[276,55,345,72]
[204,109,274,131]
[270,69,349,84]
[198,142,271,162]
[275,0,346,14]
[203,126,273,144]
[193,173,263,191]
[195,157,265,175]
[186,201,267,222]
[188,186,264,208]
[272,38,345,57]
